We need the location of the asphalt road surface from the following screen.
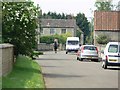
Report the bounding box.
[36,51,119,88]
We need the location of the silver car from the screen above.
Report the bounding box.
[77,45,99,62]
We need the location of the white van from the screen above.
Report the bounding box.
[102,42,120,69]
[66,37,80,54]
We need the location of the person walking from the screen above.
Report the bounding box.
[53,39,58,53]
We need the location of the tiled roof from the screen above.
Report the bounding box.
[94,11,120,31]
[41,19,76,28]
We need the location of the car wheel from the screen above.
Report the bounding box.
[79,58,83,61]
[66,52,68,54]
[77,57,79,60]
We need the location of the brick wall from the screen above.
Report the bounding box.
[0,44,14,76]
[94,11,120,45]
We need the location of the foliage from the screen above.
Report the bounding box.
[32,51,43,59]
[76,13,90,44]
[40,33,72,44]
[86,19,94,44]
[2,2,41,57]
[96,34,110,44]
[42,11,74,19]
[2,55,45,88]
[95,0,114,11]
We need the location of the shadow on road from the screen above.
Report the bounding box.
[107,67,120,70]
[36,58,74,61]
[43,72,85,78]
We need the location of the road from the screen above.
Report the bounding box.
[36,51,119,88]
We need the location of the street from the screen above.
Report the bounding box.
[36,51,119,88]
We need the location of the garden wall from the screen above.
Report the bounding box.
[0,44,14,76]
[37,43,65,51]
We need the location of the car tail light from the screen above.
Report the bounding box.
[81,46,84,53]
[106,55,108,61]
[96,47,98,54]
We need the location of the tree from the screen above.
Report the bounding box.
[76,13,90,44]
[2,1,41,57]
[95,0,114,11]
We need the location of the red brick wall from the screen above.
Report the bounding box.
[94,11,120,31]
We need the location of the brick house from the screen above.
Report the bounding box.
[94,11,120,45]
[40,19,77,37]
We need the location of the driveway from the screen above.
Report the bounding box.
[36,51,119,88]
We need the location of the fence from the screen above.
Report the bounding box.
[0,44,14,76]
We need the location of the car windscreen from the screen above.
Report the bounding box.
[84,46,96,51]
[108,45,118,53]
[67,41,79,45]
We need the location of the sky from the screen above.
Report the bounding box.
[33,0,120,21]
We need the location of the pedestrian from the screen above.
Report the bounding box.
[53,39,59,53]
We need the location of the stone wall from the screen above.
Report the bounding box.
[94,30,120,45]
[0,44,14,76]
[96,44,106,58]
[37,43,65,51]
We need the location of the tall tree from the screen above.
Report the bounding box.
[2,1,41,57]
[95,0,114,11]
[76,13,90,44]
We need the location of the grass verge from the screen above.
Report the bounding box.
[2,55,45,88]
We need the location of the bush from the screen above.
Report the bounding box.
[40,33,72,44]
[32,51,43,59]
[96,34,110,45]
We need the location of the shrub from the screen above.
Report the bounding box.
[40,33,72,44]
[96,34,110,44]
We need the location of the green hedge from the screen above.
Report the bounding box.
[40,33,71,44]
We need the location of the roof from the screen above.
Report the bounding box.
[41,19,76,28]
[94,11,120,31]
[67,37,79,41]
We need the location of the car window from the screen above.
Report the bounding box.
[68,41,79,45]
[108,45,118,53]
[84,46,96,50]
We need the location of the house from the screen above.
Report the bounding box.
[94,11,120,45]
[40,19,77,37]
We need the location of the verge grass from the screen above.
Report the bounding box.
[2,55,45,88]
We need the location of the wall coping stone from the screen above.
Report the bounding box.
[0,43,14,49]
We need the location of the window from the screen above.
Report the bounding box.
[40,29,43,34]
[108,45,118,53]
[84,46,97,51]
[61,29,66,34]
[50,28,55,35]
[67,41,79,45]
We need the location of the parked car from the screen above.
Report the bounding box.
[77,45,99,62]
[102,42,120,69]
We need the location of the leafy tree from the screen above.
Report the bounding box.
[2,1,41,57]
[76,13,90,44]
[95,0,114,11]
[42,12,74,19]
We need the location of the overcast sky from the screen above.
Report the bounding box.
[33,0,119,21]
